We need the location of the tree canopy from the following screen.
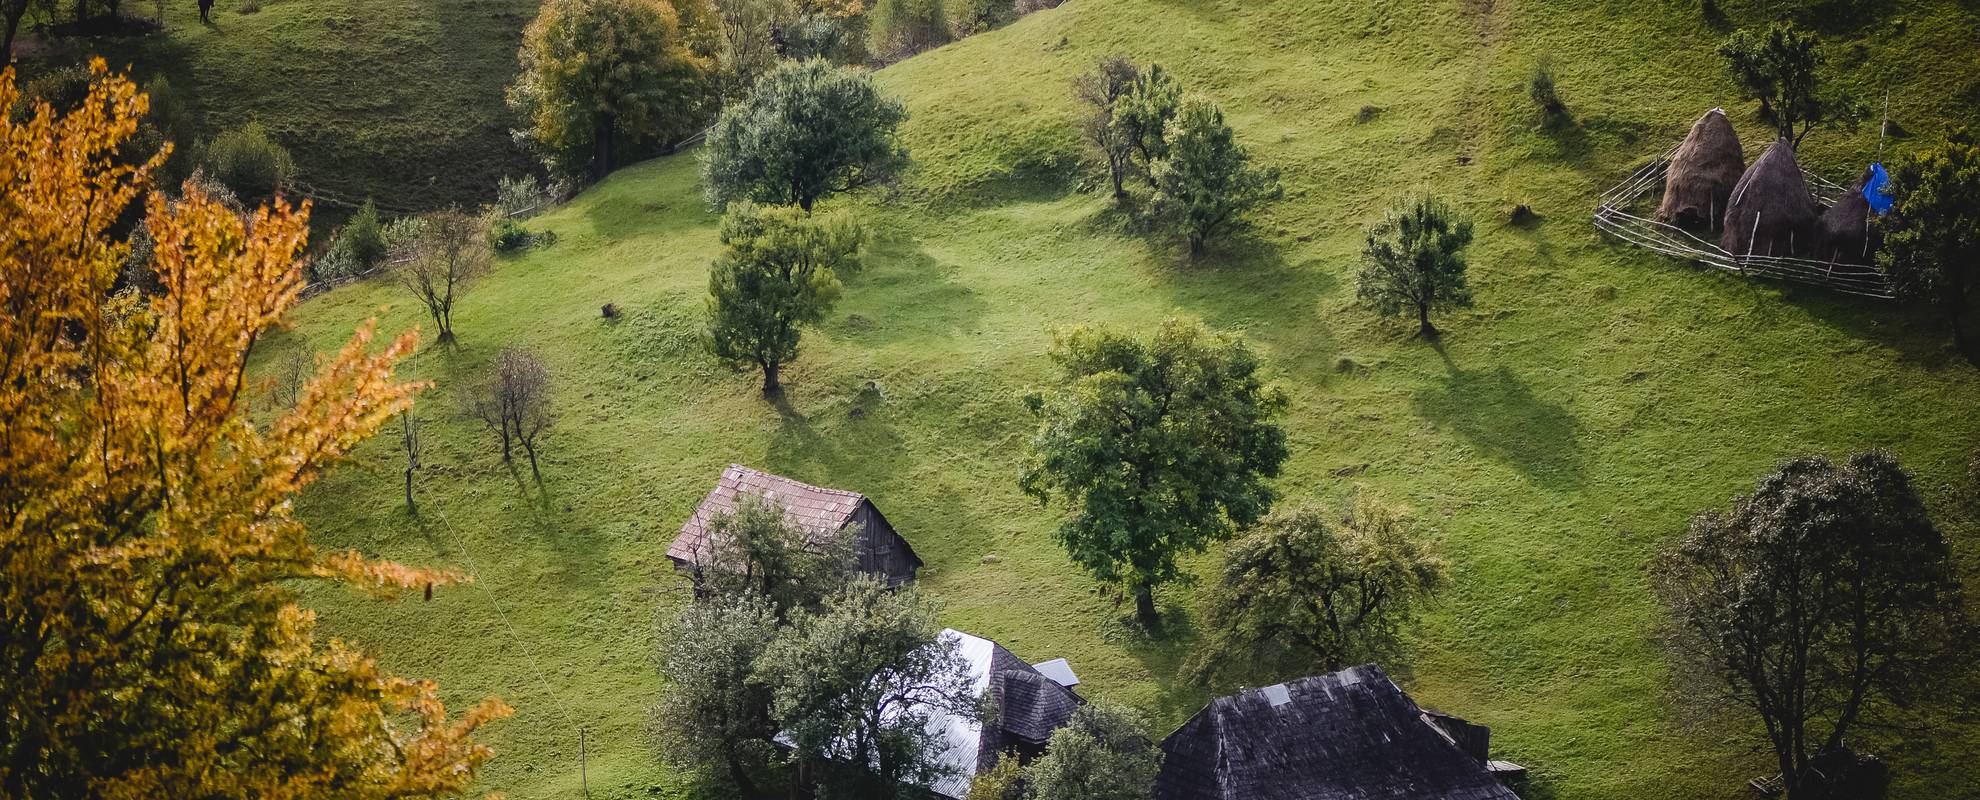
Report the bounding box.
[694,494,855,616]
[509,0,720,180]
[656,591,782,795]
[1186,491,1445,683]
[1717,23,1863,147]
[1020,318,1289,625]
[705,201,867,393]
[1356,195,1475,337]
[1652,451,1966,799]
[0,61,507,799]
[1880,129,1980,362]
[701,59,909,212]
[1151,95,1282,255]
[758,577,977,799]
[1020,703,1163,800]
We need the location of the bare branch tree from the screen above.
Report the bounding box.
[394,210,490,345]
[399,410,423,513]
[470,347,554,481]
[267,338,312,410]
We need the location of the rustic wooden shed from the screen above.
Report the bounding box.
[667,464,922,586]
[1154,664,1524,800]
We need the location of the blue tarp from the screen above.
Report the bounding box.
[1864,162,1895,215]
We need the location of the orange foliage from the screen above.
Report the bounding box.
[0,61,508,797]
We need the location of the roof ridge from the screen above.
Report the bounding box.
[728,463,868,501]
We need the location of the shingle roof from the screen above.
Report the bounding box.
[1154,665,1520,800]
[668,465,870,564]
[919,630,1084,799]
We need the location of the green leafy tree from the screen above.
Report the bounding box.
[868,0,950,60]
[1652,451,1967,799]
[712,0,789,101]
[1020,318,1289,626]
[1356,195,1475,338]
[508,0,719,181]
[1071,55,1141,199]
[1717,23,1864,147]
[702,59,909,212]
[1880,130,1980,362]
[1151,95,1282,255]
[656,591,783,796]
[1020,703,1162,800]
[693,494,855,616]
[1110,63,1181,187]
[949,0,1013,35]
[760,577,978,799]
[704,202,867,393]
[1186,490,1445,683]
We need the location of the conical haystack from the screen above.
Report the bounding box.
[1657,108,1746,229]
[1721,139,1820,257]
[1816,166,1881,265]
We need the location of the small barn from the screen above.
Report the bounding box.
[1721,138,1821,257]
[1657,108,1746,229]
[1153,664,1524,800]
[1816,165,1882,265]
[667,464,921,586]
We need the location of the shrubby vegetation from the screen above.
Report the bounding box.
[1020,704,1162,800]
[1880,130,1980,361]
[1187,491,1446,682]
[1021,318,1288,625]
[204,120,295,201]
[702,59,909,212]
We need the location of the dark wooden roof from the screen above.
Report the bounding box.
[1154,665,1520,800]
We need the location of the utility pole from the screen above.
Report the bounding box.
[580,727,590,799]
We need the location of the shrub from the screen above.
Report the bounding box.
[949,0,1013,35]
[1529,58,1568,124]
[494,174,551,218]
[488,218,555,252]
[1015,0,1063,12]
[1150,95,1282,256]
[205,121,295,200]
[868,0,951,61]
[341,200,388,266]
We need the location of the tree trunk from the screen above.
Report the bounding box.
[1417,302,1438,338]
[593,113,615,182]
[761,360,781,394]
[1133,585,1158,627]
[499,425,512,461]
[724,751,757,798]
[524,440,541,482]
[1949,305,1978,365]
[403,467,416,512]
[3,1,27,63]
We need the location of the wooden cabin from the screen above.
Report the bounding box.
[667,464,922,586]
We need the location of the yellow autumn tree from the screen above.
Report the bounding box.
[0,61,509,798]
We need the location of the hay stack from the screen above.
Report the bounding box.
[1721,139,1819,257]
[1816,166,1880,265]
[1657,108,1746,229]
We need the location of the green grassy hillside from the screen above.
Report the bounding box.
[272,0,1980,798]
[89,0,537,212]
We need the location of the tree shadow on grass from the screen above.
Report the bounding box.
[762,385,909,500]
[832,237,990,348]
[1107,601,1219,728]
[1412,355,1586,490]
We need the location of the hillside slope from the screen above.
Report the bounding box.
[276,0,1980,797]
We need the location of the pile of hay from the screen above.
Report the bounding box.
[1657,108,1746,229]
[1722,139,1820,257]
[1817,166,1881,265]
